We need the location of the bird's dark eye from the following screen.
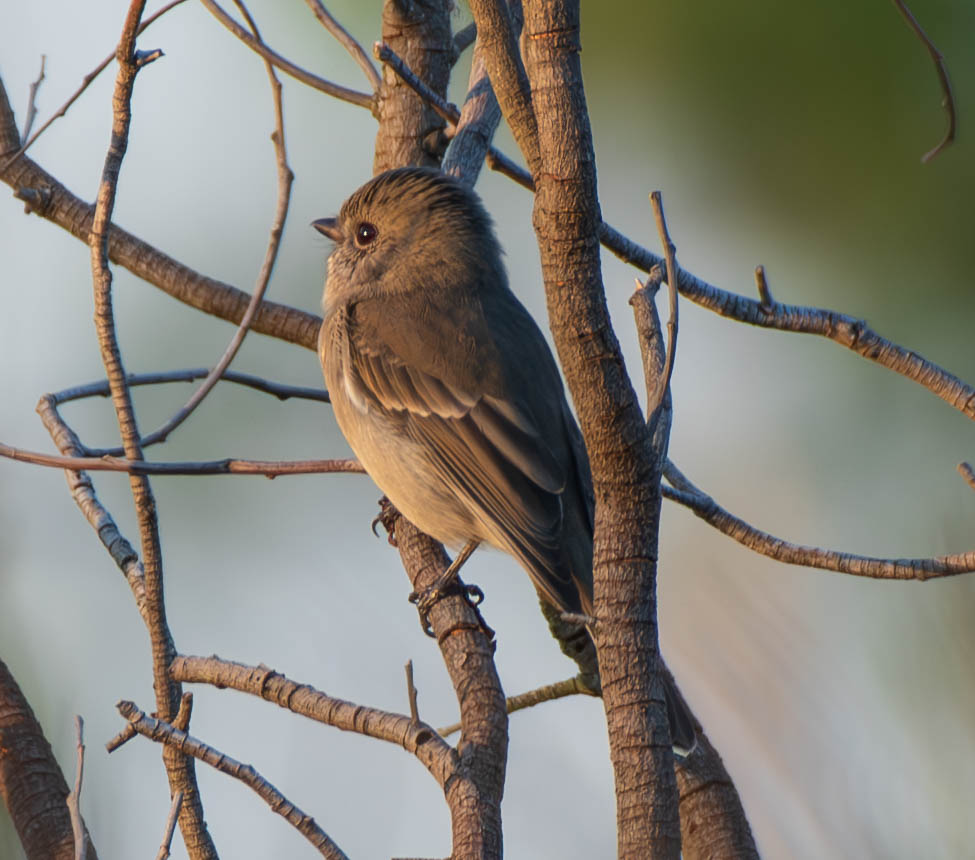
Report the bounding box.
[355,222,378,246]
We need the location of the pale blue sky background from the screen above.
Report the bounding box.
[2,1,975,857]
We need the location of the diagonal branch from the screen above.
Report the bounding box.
[305,0,381,91]
[199,0,373,109]
[113,701,348,859]
[663,460,975,580]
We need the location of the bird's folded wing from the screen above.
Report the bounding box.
[344,306,576,604]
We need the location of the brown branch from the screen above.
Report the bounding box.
[438,675,595,737]
[170,655,456,784]
[114,701,348,859]
[2,0,188,170]
[305,0,382,91]
[891,0,955,162]
[0,441,364,477]
[379,514,507,859]
[754,264,774,308]
[371,0,453,172]
[517,0,680,853]
[136,0,295,449]
[663,460,975,580]
[0,659,98,860]
[89,6,214,855]
[958,462,975,492]
[199,0,372,109]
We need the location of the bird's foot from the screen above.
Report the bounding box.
[371,496,400,546]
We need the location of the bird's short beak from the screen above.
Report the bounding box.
[311,217,344,242]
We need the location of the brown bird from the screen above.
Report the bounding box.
[315,167,694,753]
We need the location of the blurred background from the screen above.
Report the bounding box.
[1,1,974,857]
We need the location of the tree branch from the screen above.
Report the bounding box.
[114,701,348,859]
[89,6,214,854]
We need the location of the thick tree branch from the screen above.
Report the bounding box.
[0,659,98,860]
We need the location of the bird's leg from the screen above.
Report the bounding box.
[371,496,400,547]
[409,539,481,636]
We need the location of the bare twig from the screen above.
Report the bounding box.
[754,264,774,308]
[199,0,373,109]
[155,791,184,860]
[405,659,420,724]
[138,0,295,450]
[957,462,975,492]
[0,441,363,477]
[305,0,381,90]
[20,55,46,145]
[90,5,214,854]
[438,675,595,737]
[67,715,88,860]
[169,656,456,782]
[648,192,679,420]
[115,701,349,859]
[3,0,188,169]
[663,460,975,580]
[891,0,955,162]
[374,42,459,127]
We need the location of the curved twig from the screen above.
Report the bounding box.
[891,0,955,162]
[199,0,373,109]
[305,0,381,91]
[663,460,975,580]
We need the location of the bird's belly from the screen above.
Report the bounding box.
[330,394,478,547]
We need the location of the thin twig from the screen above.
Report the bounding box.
[648,192,679,419]
[663,460,975,580]
[138,0,295,450]
[957,462,975,492]
[155,791,183,860]
[0,441,364,476]
[437,675,594,737]
[754,264,774,308]
[199,0,373,109]
[91,5,214,853]
[305,0,381,91]
[373,42,459,127]
[20,55,46,145]
[891,0,955,162]
[405,659,420,724]
[2,0,188,170]
[115,701,349,859]
[67,716,87,860]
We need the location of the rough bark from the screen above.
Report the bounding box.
[0,658,98,860]
[373,0,454,172]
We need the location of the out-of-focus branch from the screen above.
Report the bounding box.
[138,0,295,448]
[891,0,955,162]
[0,659,98,860]
[89,5,214,855]
[199,0,373,109]
[2,0,188,169]
[437,675,596,738]
[663,460,975,580]
[19,54,45,145]
[67,716,88,860]
[114,701,349,860]
[305,0,381,91]
[154,791,183,860]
